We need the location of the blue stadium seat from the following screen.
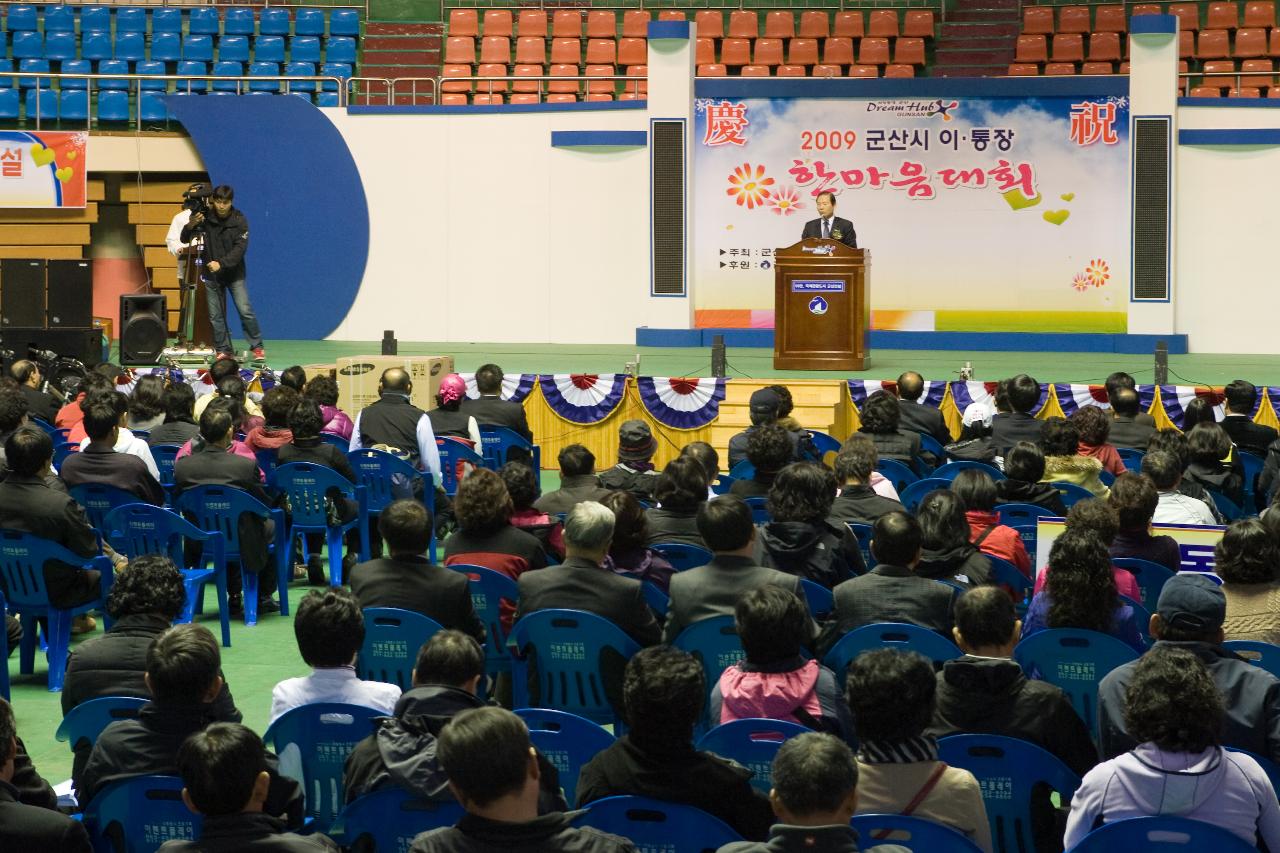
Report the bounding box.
[184,33,214,62]
[219,34,250,62]
[295,7,326,35]
[325,35,357,65]
[255,34,285,62]
[316,91,339,107]
[696,719,809,794]
[11,30,42,59]
[138,90,166,121]
[17,58,50,88]
[135,59,166,88]
[188,7,220,35]
[43,30,75,61]
[672,615,745,717]
[78,30,111,62]
[113,7,145,34]
[59,58,89,88]
[57,88,85,119]
[5,6,37,32]
[114,31,145,63]
[0,58,17,89]
[320,61,351,90]
[825,623,963,680]
[175,60,208,92]
[290,34,321,63]
[850,814,984,852]
[876,458,920,494]
[98,59,130,89]
[96,89,128,121]
[285,60,317,94]
[1066,816,1258,852]
[0,88,18,118]
[152,7,182,34]
[898,477,954,513]
[224,7,255,35]
[330,8,360,35]
[151,31,181,63]
[212,60,244,93]
[42,5,74,32]
[259,7,291,35]
[650,542,712,571]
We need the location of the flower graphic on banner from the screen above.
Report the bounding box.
[1072,272,1090,292]
[726,163,774,209]
[1086,258,1110,287]
[766,185,804,216]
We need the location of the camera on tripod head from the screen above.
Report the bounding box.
[182,182,213,217]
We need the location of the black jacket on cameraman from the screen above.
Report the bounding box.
[182,206,249,284]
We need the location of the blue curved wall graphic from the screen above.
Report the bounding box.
[165,96,369,341]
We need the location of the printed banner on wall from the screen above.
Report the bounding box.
[0,130,87,208]
[692,86,1129,333]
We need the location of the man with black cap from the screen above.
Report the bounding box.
[598,420,662,501]
[727,388,806,471]
[1097,573,1280,762]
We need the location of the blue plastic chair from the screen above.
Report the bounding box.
[113,7,145,34]
[248,60,281,92]
[728,459,755,480]
[11,30,41,60]
[58,85,88,120]
[290,34,322,63]
[357,607,444,689]
[1240,450,1265,510]
[997,502,1056,525]
[847,521,874,568]
[508,609,641,725]
[1117,446,1145,471]
[114,30,145,62]
[804,429,841,465]
[224,7,256,35]
[329,787,464,852]
[824,622,963,680]
[696,718,809,794]
[517,708,616,805]
[1064,816,1258,852]
[82,775,199,853]
[479,425,542,473]
[219,34,250,63]
[211,60,243,93]
[78,30,110,63]
[938,734,1082,853]
[43,30,75,61]
[348,448,436,562]
[42,4,74,32]
[16,57,50,89]
[934,460,1006,481]
[69,482,146,532]
[436,438,485,495]
[183,33,214,63]
[149,444,181,489]
[1224,639,1280,678]
[743,495,770,523]
[448,564,518,680]
[650,541,712,572]
[919,431,950,463]
[898,477,953,512]
[24,86,56,121]
[259,7,292,35]
[1111,557,1175,610]
[642,580,669,616]
[1120,595,1153,648]
[850,813,984,852]
[673,615,744,710]
[255,34,287,63]
[285,60,318,94]
[295,7,327,35]
[326,35,359,66]
[262,702,386,832]
[273,462,370,587]
[876,458,919,494]
[801,578,834,618]
[988,555,1034,615]
[103,503,230,646]
[152,8,183,34]
[174,484,290,626]
[573,796,742,851]
[151,31,182,63]
[188,7,220,34]
[0,88,17,119]
[0,530,113,691]
[1049,481,1095,507]
[330,9,360,36]
[1212,490,1245,521]
[1099,469,1116,487]
[1013,629,1140,740]
[55,696,146,758]
[5,5,37,31]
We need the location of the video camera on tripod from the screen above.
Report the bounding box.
[0,339,88,403]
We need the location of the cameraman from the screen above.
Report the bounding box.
[180,184,266,361]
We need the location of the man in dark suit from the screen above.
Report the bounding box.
[1107,387,1156,451]
[0,698,91,853]
[460,362,532,442]
[991,374,1043,456]
[800,191,856,248]
[663,495,803,642]
[533,444,609,515]
[1106,371,1157,430]
[896,371,951,447]
[513,500,660,647]
[60,395,165,505]
[10,360,60,426]
[347,499,485,643]
[1221,379,1278,457]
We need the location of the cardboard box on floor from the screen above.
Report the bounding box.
[336,355,454,414]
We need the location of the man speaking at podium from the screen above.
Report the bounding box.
[801,191,857,249]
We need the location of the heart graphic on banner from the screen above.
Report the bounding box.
[1043,209,1070,225]
[55,166,73,182]
[30,143,55,166]
[1002,189,1042,211]
[66,150,77,160]
[1060,192,1075,201]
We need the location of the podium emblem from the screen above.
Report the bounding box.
[808,296,829,315]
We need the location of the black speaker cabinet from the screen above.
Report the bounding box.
[47,259,92,328]
[1,259,46,328]
[1,326,101,367]
[120,293,167,364]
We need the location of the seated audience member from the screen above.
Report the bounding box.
[410,707,631,853]
[1105,372,1155,425]
[75,390,162,479]
[718,733,861,853]
[514,501,659,646]
[995,441,1068,515]
[756,463,864,589]
[1144,449,1218,526]
[1107,386,1155,450]
[349,368,440,483]
[534,444,610,515]
[1147,428,1225,522]
[0,698,91,853]
[1098,573,1280,763]
[847,650,993,852]
[597,420,662,501]
[827,511,957,642]
[210,376,265,435]
[279,365,307,393]
[175,395,262,469]
[347,500,485,643]
[840,432,904,501]
[270,588,401,725]
[663,495,802,642]
[576,647,774,841]
[127,374,167,433]
[730,424,795,499]
[1181,396,1219,432]
[243,386,298,453]
[856,390,921,465]
[1072,405,1125,476]
[0,381,30,470]
[148,381,201,448]
[61,394,165,504]
[991,373,1043,456]
[896,370,951,448]
[193,359,261,421]
[1021,530,1145,654]
[1108,472,1181,572]
[57,370,115,439]
[914,490,994,588]
[79,624,304,825]
[1220,378,1278,458]
[599,490,675,594]
[1032,499,1142,601]
[770,384,803,434]
[427,373,481,447]
[344,631,565,811]
[946,402,998,464]
[711,586,850,741]
[679,441,720,497]
[931,586,1096,776]
[1069,646,1280,850]
[302,375,353,443]
[10,358,59,425]
[1040,417,1109,498]
[828,443,902,525]
[443,468,547,632]
[950,469,1031,576]
[500,461,565,560]
[1184,422,1246,508]
[644,456,708,548]
[1217,519,1280,644]
[728,387,801,471]
[459,363,533,442]
[159,723,337,853]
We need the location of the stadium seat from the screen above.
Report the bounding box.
[776,64,805,77]
[1095,5,1128,32]
[697,719,808,794]
[515,36,545,64]
[225,8,255,36]
[868,10,900,37]
[1024,7,1055,36]
[1008,63,1039,76]
[83,776,199,851]
[358,608,443,688]
[825,623,963,680]
[812,63,842,77]
[440,63,471,94]
[548,63,579,94]
[112,31,145,63]
[553,9,581,38]
[1202,59,1238,89]
[10,31,40,60]
[0,87,17,119]
[478,36,510,65]
[1059,6,1092,34]
[721,38,751,66]
[657,11,685,22]
[480,9,512,38]
[291,35,321,64]
[585,64,614,93]
[824,37,855,65]
[1081,61,1115,74]
[1180,30,1196,58]
[439,93,468,105]
[326,36,357,64]
[1169,3,1201,30]
[517,709,615,806]
[60,58,90,88]
[728,10,758,38]
[788,38,819,65]
[1237,27,1268,57]
[833,11,865,37]
[1229,85,1262,95]
[1245,1,1277,26]
[1132,3,1163,15]
[150,31,181,62]
[58,88,87,121]
[189,7,220,35]
[295,8,326,36]
[884,63,916,77]
[586,38,616,64]
[622,10,650,37]
[448,8,478,37]
[1208,1,1241,29]
[1241,58,1274,86]
[586,10,615,38]
[895,37,926,65]
[574,797,740,851]
[765,11,795,38]
[17,57,50,88]
[753,38,784,66]
[255,34,286,63]
[43,31,75,62]
[550,37,580,65]
[4,5,36,32]
[511,63,541,93]
[618,37,646,66]
[176,60,208,92]
[518,9,548,37]
[1199,29,1232,58]
[799,11,830,37]
[1068,816,1258,852]
[471,93,501,105]
[42,4,74,32]
[695,37,715,65]
[904,10,936,38]
[212,60,244,93]
[80,4,111,33]
[859,37,891,65]
[1090,32,1122,62]
[219,35,250,63]
[1044,62,1077,75]
[285,61,318,93]
[259,7,291,36]
[80,30,111,62]
[622,65,646,95]
[183,34,214,63]
[1052,33,1085,63]
[697,63,727,76]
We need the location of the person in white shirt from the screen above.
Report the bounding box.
[269,588,400,726]
[1144,449,1219,526]
[76,390,160,480]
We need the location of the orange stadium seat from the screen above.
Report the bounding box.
[512,64,542,92]
[1168,4,1201,31]
[586,39,616,64]
[623,10,651,37]
[483,10,513,37]
[884,63,915,76]
[721,38,752,66]
[1229,84,1261,94]
[868,10,899,37]
[445,37,475,64]
[1269,85,1280,94]
[546,93,577,102]
[1052,33,1085,62]
[1241,57,1275,85]
[657,10,686,21]
[1199,29,1231,57]
[509,93,539,105]
[695,10,724,39]
[824,37,856,65]
[550,38,581,65]
[585,93,613,101]
[777,64,806,76]
[618,38,647,66]
[728,10,759,38]
[849,64,879,77]
[440,64,472,92]
[895,38,926,65]
[799,11,830,38]
[1058,6,1092,33]
[472,93,502,104]
[1271,28,1280,54]
[812,63,842,77]
[1201,59,1236,87]
[1089,32,1122,62]
[859,37,890,64]
[695,38,716,65]
[904,10,936,37]
[1119,61,1131,72]
[1008,63,1040,75]
[449,9,478,37]
[518,10,548,37]
[587,11,616,38]
[1081,61,1115,73]
[788,39,819,65]
[440,93,468,105]
[515,37,545,64]
[548,63,579,93]
[1023,7,1054,35]
[480,36,510,65]
[553,10,582,38]
[740,64,770,76]
[1044,62,1077,74]
[698,63,727,76]
[1207,2,1240,29]
[1095,5,1128,32]
[1245,1,1276,26]
[1236,28,1268,56]
[1179,30,1195,57]
[585,64,614,93]
[833,11,865,38]
[624,65,647,94]
[476,63,508,92]
[754,38,784,65]
[1016,34,1049,64]
[765,11,795,37]
[1188,85,1221,95]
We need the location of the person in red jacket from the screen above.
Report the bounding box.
[951,468,1031,577]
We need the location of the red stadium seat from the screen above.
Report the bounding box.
[1052,33,1085,62]
[1198,29,1232,57]
[587,11,615,38]
[721,38,751,66]
[619,92,644,101]
[1229,85,1261,94]
[884,63,915,77]
[1179,30,1195,58]
[728,10,758,38]
[833,11,864,38]
[1201,59,1236,88]
[824,37,855,65]
[1089,32,1122,62]
[848,64,879,77]
[799,11,830,38]
[1044,62,1077,74]
[859,37,890,65]
[518,10,547,37]
[695,38,715,65]
[1132,4,1163,16]
[1023,7,1054,34]
[622,10,650,38]
[515,37,545,64]
[657,10,686,21]
[1015,34,1049,64]
[697,63,727,76]
[1188,85,1222,96]
[1058,6,1092,33]
[1207,2,1240,29]
[483,10,512,38]
[479,36,510,65]
[1081,61,1115,73]
[548,63,578,93]
[585,93,613,102]
[1270,28,1280,54]
[765,11,795,38]
[585,64,614,93]
[1168,3,1201,31]
[777,64,806,76]
[740,64,770,76]
[904,11,936,37]
[444,37,475,64]
[1095,6,1128,32]
[509,93,539,104]
[868,10,899,37]
[1241,57,1275,85]
[546,93,577,103]
[553,10,582,38]
[1269,85,1280,95]
[440,93,468,105]
[624,65,647,94]
[1236,28,1268,56]
[472,93,502,104]
[1245,1,1276,26]
[550,38,581,65]
[695,10,724,39]
[586,39,616,64]
[895,37,926,65]
[512,64,542,93]
[1008,63,1040,75]
[476,63,508,92]
[754,38,784,66]
[440,64,472,92]
[788,38,819,65]
[812,63,842,77]
[449,9,478,37]
[618,38,647,66]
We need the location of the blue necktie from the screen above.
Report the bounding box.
[822,219,830,238]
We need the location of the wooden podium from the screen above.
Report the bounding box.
[773,238,869,371]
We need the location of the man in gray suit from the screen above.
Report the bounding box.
[1107,387,1156,451]
[662,495,804,643]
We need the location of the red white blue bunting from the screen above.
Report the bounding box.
[1159,385,1231,428]
[637,376,727,430]
[948,380,1049,416]
[460,372,536,404]
[116,367,266,398]
[1053,384,1110,418]
[538,374,628,424]
[846,380,896,409]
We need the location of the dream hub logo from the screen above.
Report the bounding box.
[865,99,959,121]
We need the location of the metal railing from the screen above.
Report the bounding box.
[349,73,642,105]
[1178,69,1278,97]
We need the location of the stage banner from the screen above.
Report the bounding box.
[0,130,87,208]
[692,82,1129,333]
